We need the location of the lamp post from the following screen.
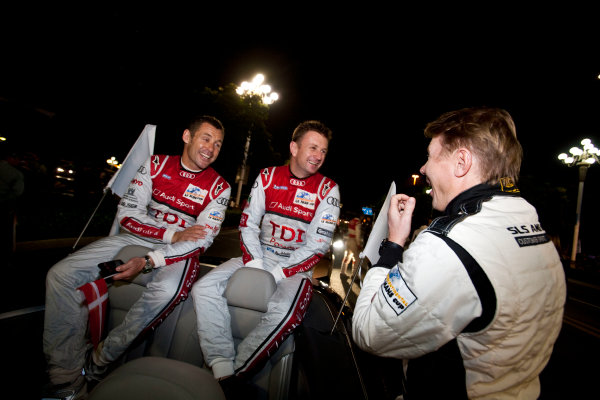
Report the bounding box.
[234,74,279,207]
[106,156,121,169]
[558,138,600,266]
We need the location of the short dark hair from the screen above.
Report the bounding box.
[291,120,332,143]
[188,115,225,136]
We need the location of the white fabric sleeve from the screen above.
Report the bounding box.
[239,173,266,266]
[116,157,172,241]
[352,233,482,359]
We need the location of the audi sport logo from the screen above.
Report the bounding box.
[290,178,305,187]
[180,171,196,179]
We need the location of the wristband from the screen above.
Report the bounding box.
[377,239,404,268]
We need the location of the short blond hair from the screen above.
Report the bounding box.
[424,107,523,185]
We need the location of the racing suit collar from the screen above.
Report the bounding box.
[180,157,203,173]
[444,183,516,216]
[286,164,306,180]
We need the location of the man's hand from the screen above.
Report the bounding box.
[172,225,208,243]
[387,194,416,247]
[112,257,147,281]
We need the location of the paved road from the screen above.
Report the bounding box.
[1,230,599,399]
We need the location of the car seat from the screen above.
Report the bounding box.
[87,356,225,400]
[106,244,207,366]
[224,267,296,399]
[94,245,296,400]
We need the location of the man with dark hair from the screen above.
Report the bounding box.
[43,115,231,398]
[192,120,341,393]
[352,107,566,399]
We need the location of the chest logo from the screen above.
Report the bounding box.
[180,171,196,179]
[183,184,207,204]
[290,178,305,187]
[293,189,316,210]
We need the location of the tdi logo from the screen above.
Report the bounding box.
[152,210,187,228]
[269,221,306,242]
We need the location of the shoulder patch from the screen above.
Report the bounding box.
[380,266,417,316]
[318,177,336,199]
[210,176,229,199]
[260,167,275,188]
[150,154,167,178]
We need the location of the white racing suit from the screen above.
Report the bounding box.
[44,154,230,384]
[192,165,340,379]
[352,184,566,399]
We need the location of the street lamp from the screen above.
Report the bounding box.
[558,138,600,266]
[234,73,279,207]
[106,156,122,169]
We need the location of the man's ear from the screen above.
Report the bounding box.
[182,129,191,144]
[290,141,298,157]
[454,148,473,178]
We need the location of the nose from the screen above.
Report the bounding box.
[204,142,216,154]
[419,163,426,176]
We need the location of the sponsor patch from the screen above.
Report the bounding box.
[320,212,337,226]
[327,196,340,208]
[321,181,331,197]
[499,176,519,193]
[180,171,195,179]
[240,213,248,227]
[514,233,550,247]
[212,182,225,197]
[293,189,316,210]
[507,223,550,247]
[183,184,207,204]
[316,227,333,238]
[380,266,417,316]
[208,210,224,222]
[265,246,292,257]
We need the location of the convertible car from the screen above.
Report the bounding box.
[76,244,404,400]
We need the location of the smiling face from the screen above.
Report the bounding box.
[181,122,224,171]
[289,130,329,178]
[420,136,457,211]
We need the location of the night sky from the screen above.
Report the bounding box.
[2,5,599,238]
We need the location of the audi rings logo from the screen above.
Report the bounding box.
[180,171,196,179]
[290,178,305,187]
[327,197,340,208]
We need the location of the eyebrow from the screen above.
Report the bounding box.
[200,132,221,140]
